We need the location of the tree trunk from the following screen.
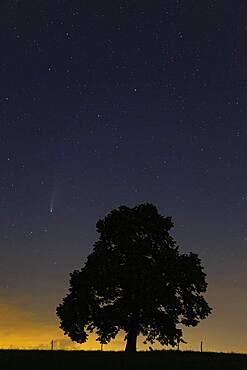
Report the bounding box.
[125,331,137,353]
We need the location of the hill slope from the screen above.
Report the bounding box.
[0,349,246,370]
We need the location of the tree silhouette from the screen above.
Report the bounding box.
[57,203,212,352]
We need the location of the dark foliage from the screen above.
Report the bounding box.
[57,203,211,352]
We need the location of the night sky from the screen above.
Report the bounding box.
[1,1,247,352]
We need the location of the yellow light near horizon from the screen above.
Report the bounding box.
[0,300,246,353]
[0,301,124,350]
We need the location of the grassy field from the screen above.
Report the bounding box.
[0,349,246,370]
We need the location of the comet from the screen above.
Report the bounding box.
[49,191,56,214]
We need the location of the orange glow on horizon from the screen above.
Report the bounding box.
[0,298,246,353]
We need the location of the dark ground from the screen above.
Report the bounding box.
[0,350,247,370]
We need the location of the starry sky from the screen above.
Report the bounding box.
[0,0,247,352]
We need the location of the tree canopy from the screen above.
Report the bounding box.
[57,203,212,352]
